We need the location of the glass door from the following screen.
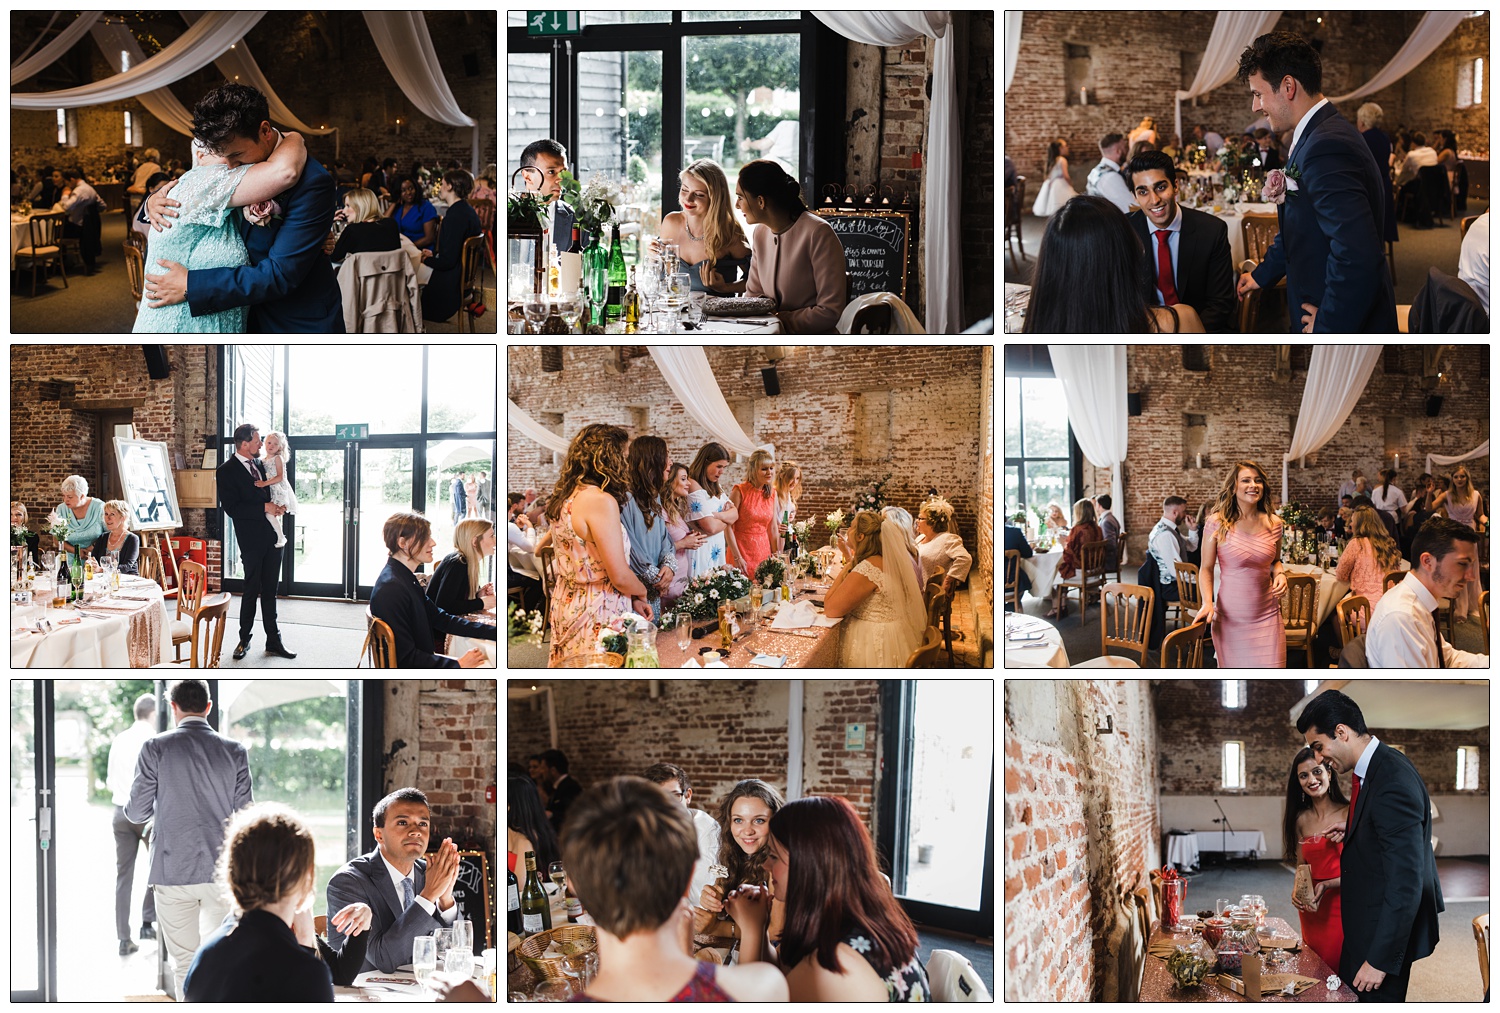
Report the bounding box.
[284,437,350,598]
[11,680,56,1001]
[355,443,418,596]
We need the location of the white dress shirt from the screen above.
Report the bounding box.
[107,719,158,806]
[1087,157,1135,213]
[1365,572,1487,667]
[1148,517,1199,585]
[1369,484,1407,514]
[686,808,722,909]
[379,851,457,922]
[1147,205,1183,305]
[1287,98,1330,163]
[508,520,540,579]
[1352,735,1380,783]
[1458,211,1489,315]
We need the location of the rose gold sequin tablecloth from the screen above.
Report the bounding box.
[1141,917,1356,1002]
[656,608,843,669]
[11,578,169,668]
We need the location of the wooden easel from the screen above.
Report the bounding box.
[141,529,181,600]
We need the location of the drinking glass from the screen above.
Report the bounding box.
[444,944,475,984]
[548,861,566,896]
[556,292,582,333]
[686,295,704,329]
[412,935,438,994]
[533,979,573,1002]
[676,613,693,652]
[523,293,549,333]
[1215,897,1230,917]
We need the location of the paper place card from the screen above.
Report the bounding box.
[749,654,787,668]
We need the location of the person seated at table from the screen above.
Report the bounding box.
[696,778,787,955]
[470,169,497,203]
[1003,515,1032,611]
[915,496,972,596]
[127,148,162,202]
[54,475,105,558]
[507,498,545,611]
[1124,150,1236,333]
[1366,517,1486,667]
[738,159,847,333]
[1086,133,1135,213]
[1049,498,1102,620]
[328,187,401,260]
[372,157,398,198]
[1128,116,1158,148]
[561,777,788,1002]
[184,802,371,1000]
[1316,505,1345,541]
[369,511,495,668]
[11,501,40,561]
[519,138,586,251]
[1333,504,1402,609]
[621,435,678,623]
[1146,497,1200,612]
[386,175,438,250]
[1458,209,1489,316]
[508,773,561,874]
[729,448,778,578]
[1394,131,1437,208]
[131,172,173,242]
[880,506,925,589]
[824,511,927,667]
[654,159,752,296]
[1023,196,1205,332]
[1253,127,1284,171]
[420,169,485,323]
[1094,493,1121,572]
[89,499,141,575]
[1043,501,1069,541]
[426,518,498,652]
[734,796,930,1001]
[59,167,104,275]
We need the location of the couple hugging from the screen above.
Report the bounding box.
[1284,689,1444,1000]
[134,82,343,333]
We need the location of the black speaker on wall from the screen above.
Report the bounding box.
[761,367,781,397]
[1127,392,1143,416]
[143,346,170,379]
[1426,395,1443,417]
[463,52,480,77]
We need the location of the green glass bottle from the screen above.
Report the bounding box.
[605,224,626,322]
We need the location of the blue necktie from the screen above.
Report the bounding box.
[402,876,414,913]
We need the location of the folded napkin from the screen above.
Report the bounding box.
[750,654,787,668]
[1217,972,1318,996]
[770,600,819,630]
[812,615,842,627]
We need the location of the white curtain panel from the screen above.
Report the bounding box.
[646,347,772,458]
[12,12,264,108]
[1282,345,1383,502]
[11,11,102,86]
[1426,440,1489,479]
[1004,12,1023,93]
[812,12,962,334]
[1174,11,1282,145]
[363,12,480,173]
[507,399,571,455]
[1329,12,1468,103]
[1046,345,1128,516]
[90,20,195,136]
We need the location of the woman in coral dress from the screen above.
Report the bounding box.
[729,449,778,578]
[1195,461,1288,667]
[1281,746,1349,970]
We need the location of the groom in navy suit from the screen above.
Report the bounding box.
[1234,32,1397,333]
[141,83,344,332]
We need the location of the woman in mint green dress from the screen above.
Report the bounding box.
[133,132,307,333]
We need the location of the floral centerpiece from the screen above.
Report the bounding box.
[754,555,786,591]
[11,522,30,546]
[792,519,811,544]
[594,611,654,656]
[1278,501,1319,563]
[659,566,753,625]
[851,473,893,514]
[507,602,544,644]
[557,170,625,238]
[45,510,71,548]
[506,167,550,234]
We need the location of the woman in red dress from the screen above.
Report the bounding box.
[1048,498,1102,619]
[729,449,778,577]
[1281,746,1350,970]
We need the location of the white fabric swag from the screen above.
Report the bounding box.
[90,20,195,136]
[363,12,479,173]
[11,12,265,109]
[1174,11,1282,147]
[812,12,962,334]
[1282,345,1383,502]
[1426,440,1489,480]
[1329,12,1467,103]
[646,346,772,459]
[1046,345,1128,520]
[12,11,102,86]
[1004,11,1023,93]
[508,399,571,455]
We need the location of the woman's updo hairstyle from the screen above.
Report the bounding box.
[737,159,808,219]
[383,510,433,558]
[216,802,316,913]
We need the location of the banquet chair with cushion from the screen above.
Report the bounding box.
[16,211,67,297]
[139,545,165,590]
[1170,562,1202,629]
[1461,215,1478,239]
[170,559,209,663]
[1282,573,1318,667]
[537,546,556,636]
[925,949,992,1002]
[459,235,488,333]
[1098,581,1153,667]
[1417,165,1452,226]
[904,625,944,668]
[153,592,230,669]
[1338,633,1368,668]
[123,242,144,302]
[1056,540,1107,624]
[1160,621,1209,668]
[1475,913,1490,999]
[337,250,421,333]
[361,611,397,668]
[1383,569,1404,594]
[1004,549,1021,612]
[836,293,926,335]
[1335,595,1371,650]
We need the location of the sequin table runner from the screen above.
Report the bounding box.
[1140,917,1357,1002]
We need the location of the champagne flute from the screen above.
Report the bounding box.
[548,860,566,897]
[676,612,693,652]
[412,935,438,995]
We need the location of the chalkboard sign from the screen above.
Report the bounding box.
[815,209,911,302]
[452,850,494,953]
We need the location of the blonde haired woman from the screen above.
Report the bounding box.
[915,496,973,595]
[729,448,778,578]
[426,518,498,652]
[1437,465,1486,619]
[91,499,141,575]
[328,187,402,260]
[1194,460,1287,667]
[824,511,927,667]
[880,505,924,588]
[654,159,752,295]
[11,501,39,560]
[774,460,802,553]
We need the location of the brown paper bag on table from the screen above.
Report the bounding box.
[1242,951,1262,1000]
[1292,862,1319,912]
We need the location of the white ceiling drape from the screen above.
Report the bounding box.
[89,19,195,136]
[1426,440,1489,480]
[1004,12,1023,93]
[11,11,102,86]
[812,12,962,334]
[508,399,571,455]
[363,12,479,173]
[11,12,264,109]
[1328,12,1468,103]
[1283,345,1383,503]
[1047,345,1128,517]
[1174,12,1282,145]
[646,347,772,458]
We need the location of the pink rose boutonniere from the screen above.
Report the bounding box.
[244,199,283,226]
[1261,164,1302,205]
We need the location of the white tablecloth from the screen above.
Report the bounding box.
[1204,203,1278,268]
[11,576,171,668]
[697,316,783,334]
[1165,833,1201,872]
[1019,548,1064,598]
[1004,612,1069,668]
[1194,829,1267,855]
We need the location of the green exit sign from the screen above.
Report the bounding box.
[527,10,580,35]
[335,423,369,441]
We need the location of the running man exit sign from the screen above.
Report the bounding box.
[527,11,581,35]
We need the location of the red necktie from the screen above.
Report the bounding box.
[1349,773,1360,818]
[1154,229,1179,306]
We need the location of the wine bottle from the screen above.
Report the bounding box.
[622,265,639,333]
[605,224,626,321]
[58,552,72,601]
[508,865,523,936]
[520,851,551,936]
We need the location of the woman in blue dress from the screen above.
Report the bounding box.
[133,132,308,333]
[388,176,439,250]
[651,159,752,295]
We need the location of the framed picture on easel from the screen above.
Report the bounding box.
[113,438,183,531]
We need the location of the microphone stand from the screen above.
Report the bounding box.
[1212,798,1235,864]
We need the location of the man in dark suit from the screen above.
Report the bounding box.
[1125,150,1237,333]
[452,474,467,525]
[1235,32,1397,332]
[1297,689,1444,1000]
[217,423,295,660]
[541,749,584,833]
[1003,517,1032,611]
[325,788,463,974]
[519,138,591,252]
[140,83,344,331]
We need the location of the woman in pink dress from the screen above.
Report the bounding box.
[542,424,650,667]
[1195,460,1288,667]
[1334,504,1403,609]
[729,449,778,578]
[661,464,706,610]
[1438,466,1486,619]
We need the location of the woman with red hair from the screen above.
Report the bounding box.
[728,795,930,1001]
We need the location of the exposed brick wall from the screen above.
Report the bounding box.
[1403,12,1490,152]
[1005,680,1161,1002]
[977,346,995,607]
[506,679,882,832]
[507,346,985,558]
[418,679,499,849]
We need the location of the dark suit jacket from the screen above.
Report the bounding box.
[1339,742,1444,983]
[184,908,335,1001]
[427,552,484,653]
[1410,265,1489,333]
[369,558,496,668]
[1003,523,1032,600]
[330,216,402,260]
[326,849,449,974]
[421,199,484,322]
[1127,205,1237,333]
[185,155,345,332]
[217,455,276,552]
[548,774,583,832]
[1250,102,1398,332]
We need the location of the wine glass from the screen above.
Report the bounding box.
[686,294,705,329]
[556,292,582,333]
[533,979,573,1002]
[548,860,566,899]
[676,613,693,652]
[444,942,475,985]
[523,293,549,334]
[412,935,437,995]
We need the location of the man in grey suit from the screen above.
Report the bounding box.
[325,788,462,973]
[124,680,253,1000]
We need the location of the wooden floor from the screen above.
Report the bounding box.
[1437,856,1489,902]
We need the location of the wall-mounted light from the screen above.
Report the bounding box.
[1096,714,1115,736]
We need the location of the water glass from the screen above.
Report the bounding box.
[444,944,475,983]
[676,613,694,652]
[523,293,549,333]
[412,935,437,994]
[533,978,573,1002]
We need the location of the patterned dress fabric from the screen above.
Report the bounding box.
[134,163,252,333]
[1207,513,1286,667]
[842,930,930,1002]
[731,482,775,577]
[662,513,693,608]
[687,488,729,577]
[547,490,633,667]
[839,559,923,668]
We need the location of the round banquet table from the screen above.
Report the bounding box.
[1201,202,1278,267]
[1019,548,1064,598]
[11,575,171,668]
[1004,612,1069,668]
[450,613,498,667]
[1212,558,1410,632]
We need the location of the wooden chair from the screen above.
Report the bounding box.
[139,544,165,589]
[182,592,230,668]
[361,610,397,668]
[1170,562,1202,629]
[904,625,944,667]
[123,242,144,302]
[1475,913,1490,999]
[1461,214,1478,240]
[1099,581,1153,667]
[537,546,556,636]
[15,211,68,297]
[1003,549,1021,612]
[1102,534,1124,585]
[470,196,496,261]
[1055,539,1107,623]
[1282,573,1318,668]
[314,915,327,937]
[458,234,488,333]
[1238,213,1283,331]
[1335,595,1371,649]
[925,585,959,665]
[170,559,209,663]
[1383,569,1405,593]
[1160,621,1209,668]
[1004,176,1027,268]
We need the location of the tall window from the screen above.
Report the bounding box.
[123,112,132,146]
[1304,680,1320,697]
[1004,375,1072,525]
[1457,745,1479,790]
[1458,56,1485,109]
[1222,741,1245,789]
[1222,680,1245,708]
[56,109,66,145]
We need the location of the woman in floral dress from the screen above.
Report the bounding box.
[686,442,741,577]
[543,424,650,666]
